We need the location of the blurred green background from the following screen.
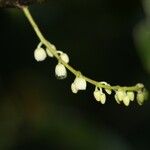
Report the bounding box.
[0,0,150,149]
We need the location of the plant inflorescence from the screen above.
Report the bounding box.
[22,6,148,106]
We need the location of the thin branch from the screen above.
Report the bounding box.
[0,0,46,8]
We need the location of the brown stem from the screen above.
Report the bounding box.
[0,0,46,8]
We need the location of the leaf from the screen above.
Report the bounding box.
[134,21,150,74]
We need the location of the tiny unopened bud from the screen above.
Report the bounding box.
[34,47,47,61]
[60,53,69,63]
[55,63,67,79]
[136,83,144,88]
[46,48,53,57]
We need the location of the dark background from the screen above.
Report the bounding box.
[0,0,150,149]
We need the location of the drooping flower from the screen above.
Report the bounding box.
[73,77,87,90]
[46,48,54,57]
[115,90,135,106]
[55,63,67,79]
[115,89,126,101]
[34,47,47,61]
[46,43,56,57]
[127,91,134,101]
[122,95,130,106]
[60,53,69,63]
[71,76,87,93]
[99,81,112,95]
[71,83,78,94]
[137,91,144,105]
[56,51,70,63]
[93,87,106,104]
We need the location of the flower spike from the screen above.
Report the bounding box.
[22,7,148,107]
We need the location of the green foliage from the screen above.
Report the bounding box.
[134,22,150,74]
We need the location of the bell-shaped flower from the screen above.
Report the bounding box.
[127,91,134,101]
[55,63,67,79]
[73,77,87,90]
[71,76,87,93]
[71,83,78,94]
[123,96,130,106]
[114,94,121,104]
[46,48,53,57]
[137,91,144,105]
[46,44,56,57]
[60,53,69,63]
[93,87,106,104]
[115,89,126,101]
[57,51,69,63]
[34,47,47,61]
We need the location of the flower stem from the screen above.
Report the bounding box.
[22,6,144,92]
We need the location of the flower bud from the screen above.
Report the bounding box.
[94,90,106,104]
[46,44,56,57]
[46,48,53,57]
[123,96,130,106]
[136,83,144,88]
[71,83,78,94]
[105,89,112,95]
[60,53,69,63]
[55,63,67,79]
[99,81,112,95]
[34,47,47,61]
[116,89,126,101]
[74,77,87,90]
[127,91,134,101]
[137,91,144,105]
[114,94,120,104]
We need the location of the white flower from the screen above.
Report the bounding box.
[71,83,78,94]
[34,47,47,61]
[123,96,130,106]
[46,44,56,57]
[115,90,134,106]
[93,87,106,104]
[46,48,53,57]
[73,77,87,90]
[136,83,144,88]
[137,91,144,105]
[105,89,112,95]
[114,94,120,104]
[71,76,87,93]
[55,63,67,79]
[99,81,112,95]
[115,89,126,101]
[60,53,69,63]
[127,91,134,101]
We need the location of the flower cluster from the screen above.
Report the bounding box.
[22,7,148,107]
[34,42,54,61]
[34,42,69,79]
[34,42,148,106]
[114,89,134,106]
[114,83,147,106]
